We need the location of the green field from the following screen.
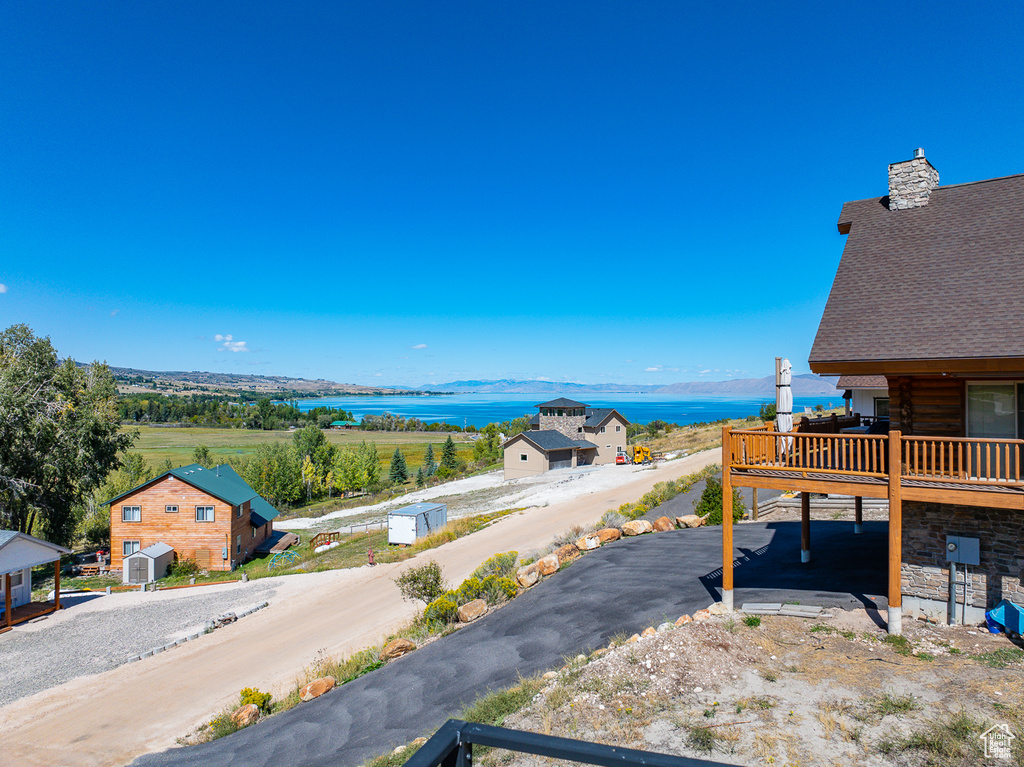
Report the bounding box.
[127,426,476,473]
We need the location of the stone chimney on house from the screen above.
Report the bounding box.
[888,148,939,210]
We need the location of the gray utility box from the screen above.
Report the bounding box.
[387,502,448,546]
[946,535,980,566]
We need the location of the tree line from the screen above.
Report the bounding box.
[118,392,357,430]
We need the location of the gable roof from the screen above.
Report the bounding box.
[810,173,1024,373]
[0,530,72,573]
[535,397,588,409]
[130,542,174,559]
[105,464,279,523]
[837,375,888,390]
[505,430,595,452]
[583,408,630,428]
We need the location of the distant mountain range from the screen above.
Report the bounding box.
[416,375,839,396]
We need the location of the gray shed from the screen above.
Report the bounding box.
[387,502,448,546]
[123,542,175,584]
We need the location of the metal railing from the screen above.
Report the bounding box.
[404,719,733,767]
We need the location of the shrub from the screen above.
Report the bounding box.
[600,510,626,528]
[394,561,447,604]
[694,477,745,525]
[455,576,483,605]
[239,687,272,713]
[471,551,518,580]
[424,594,459,624]
[480,575,518,605]
[758,402,777,421]
[170,557,201,578]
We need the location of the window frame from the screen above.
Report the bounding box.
[10,570,24,587]
[123,540,141,557]
[195,505,216,523]
[165,505,178,514]
[520,453,528,462]
[966,381,1020,439]
[122,505,141,523]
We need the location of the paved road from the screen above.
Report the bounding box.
[132,520,887,767]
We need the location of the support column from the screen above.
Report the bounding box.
[854,496,863,535]
[54,560,61,610]
[721,426,734,611]
[751,488,759,521]
[800,491,811,563]
[887,429,903,635]
[4,572,11,629]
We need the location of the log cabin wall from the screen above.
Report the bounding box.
[111,476,236,572]
[887,376,965,437]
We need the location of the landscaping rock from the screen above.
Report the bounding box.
[675,614,693,626]
[299,676,336,702]
[393,746,407,756]
[693,609,711,622]
[576,533,601,551]
[641,626,656,638]
[542,671,558,680]
[625,633,640,644]
[591,648,608,658]
[515,564,540,588]
[411,737,428,747]
[657,622,673,632]
[708,602,729,615]
[231,703,259,728]
[597,528,622,543]
[622,520,654,536]
[677,514,705,528]
[381,638,417,661]
[458,599,487,623]
[652,516,675,532]
[554,543,579,565]
[536,554,560,576]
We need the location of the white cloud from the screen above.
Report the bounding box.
[644,366,662,372]
[109,309,119,317]
[411,343,428,350]
[215,333,249,352]
[374,372,382,377]
[0,283,7,294]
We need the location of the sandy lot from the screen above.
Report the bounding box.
[0,449,719,767]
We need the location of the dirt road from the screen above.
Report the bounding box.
[0,450,718,767]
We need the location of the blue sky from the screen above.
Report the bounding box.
[2,2,1023,387]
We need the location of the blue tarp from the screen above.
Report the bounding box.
[985,599,1024,634]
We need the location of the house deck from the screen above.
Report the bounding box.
[1,601,59,633]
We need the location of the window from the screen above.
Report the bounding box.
[606,444,612,449]
[195,506,215,522]
[165,505,178,513]
[616,445,623,453]
[577,427,583,433]
[967,383,1018,438]
[520,453,528,462]
[252,525,257,540]
[237,506,243,518]
[600,426,606,433]
[616,425,622,432]
[10,570,23,587]
[874,398,890,418]
[236,535,241,555]
[123,540,140,556]
[122,506,141,522]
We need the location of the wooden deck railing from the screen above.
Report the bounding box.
[729,428,1024,487]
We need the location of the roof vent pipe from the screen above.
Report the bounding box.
[914,147,925,159]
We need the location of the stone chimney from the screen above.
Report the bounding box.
[888,148,939,210]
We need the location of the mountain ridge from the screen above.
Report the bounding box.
[416,375,839,396]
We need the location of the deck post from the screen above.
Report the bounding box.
[854,496,863,535]
[800,491,811,562]
[4,572,11,629]
[721,426,734,611]
[751,488,758,521]
[887,429,903,635]
[54,560,61,610]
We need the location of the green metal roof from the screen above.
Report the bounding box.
[330,420,359,426]
[105,463,279,523]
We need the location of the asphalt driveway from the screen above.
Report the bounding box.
[132,520,886,767]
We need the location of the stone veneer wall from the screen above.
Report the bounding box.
[539,413,586,440]
[888,156,940,210]
[902,500,1024,609]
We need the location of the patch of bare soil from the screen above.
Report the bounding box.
[488,611,1024,766]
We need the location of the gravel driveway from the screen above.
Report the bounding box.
[0,582,278,707]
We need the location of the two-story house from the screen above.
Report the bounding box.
[502,398,630,479]
[721,150,1024,635]
[107,463,279,574]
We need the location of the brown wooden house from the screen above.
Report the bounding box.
[721,150,1024,634]
[107,463,279,574]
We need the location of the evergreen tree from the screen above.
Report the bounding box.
[423,444,437,476]
[389,448,408,485]
[441,435,458,470]
[416,466,425,488]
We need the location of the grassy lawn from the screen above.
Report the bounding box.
[127,426,476,473]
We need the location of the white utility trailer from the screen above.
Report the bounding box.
[387,502,447,546]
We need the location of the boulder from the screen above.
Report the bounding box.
[231,703,259,728]
[516,564,540,588]
[536,554,560,576]
[411,738,428,747]
[555,543,579,564]
[677,514,705,529]
[597,528,622,543]
[692,609,712,622]
[652,516,675,532]
[458,598,487,623]
[299,676,336,702]
[625,633,640,644]
[707,602,729,615]
[393,746,407,756]
[576,533,601,551]
[381,638,417,661]
[657,622,673,632]
[622,520,654,536]
[641,626,656,638]
[542,671,558,680]
[675,614,693,626]
[591,648,608,659]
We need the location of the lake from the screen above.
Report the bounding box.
[285,392,839,428]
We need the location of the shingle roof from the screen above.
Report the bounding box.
[810,173,1024,367]
[105,464,280,523]
[535,397,588,409]
[528,414,540,426]
[583,408,630,428]
[514,430,584,451]
[837,375,888,389]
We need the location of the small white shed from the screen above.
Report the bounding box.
[387,502,448,546]
[1,530,71,627]
[123,542,175,584]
